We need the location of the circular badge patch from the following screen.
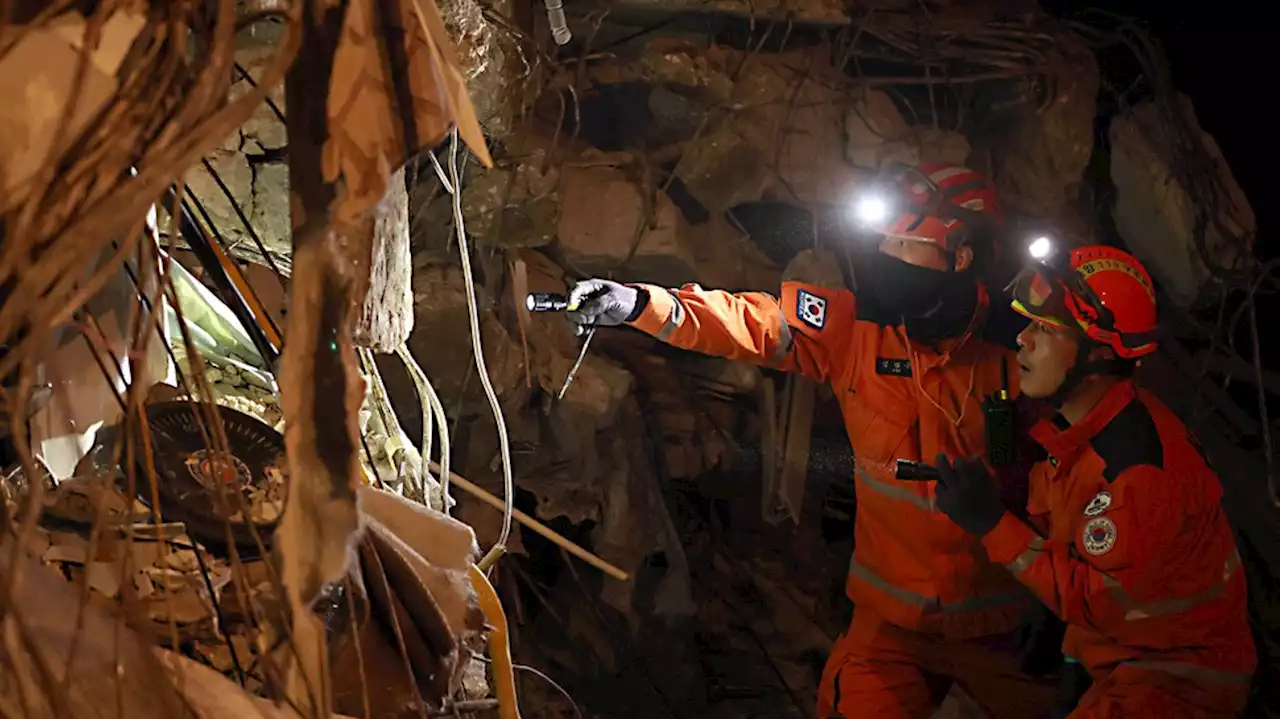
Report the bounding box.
[1082,516,1117,556]
[1083,490,1112,517]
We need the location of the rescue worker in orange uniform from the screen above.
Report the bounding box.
[566,163,1058,718]
[932,240,1256,718]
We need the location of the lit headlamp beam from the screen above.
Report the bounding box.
[853,196,889,224]
[1029,236,1053,261]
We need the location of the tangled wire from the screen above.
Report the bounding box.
[0,0,299,423]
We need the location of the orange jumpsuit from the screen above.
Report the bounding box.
[627,281,1057,718]
[981,379,1255,718]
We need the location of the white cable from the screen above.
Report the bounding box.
[421,370,450,506]
[395,344,451,512]
[428,152,455,195]
[446,128,515,563]
[421,365,435,487]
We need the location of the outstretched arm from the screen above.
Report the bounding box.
[572,279,855,384]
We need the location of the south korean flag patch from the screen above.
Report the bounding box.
[1082,517,1118,556]
[796,289,828,330]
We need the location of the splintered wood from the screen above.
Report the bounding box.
[277,0,491,712]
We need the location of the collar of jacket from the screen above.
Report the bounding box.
[1029,379,1138,461]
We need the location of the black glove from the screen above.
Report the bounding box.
[1050,661,1093,719]
[933,454,1006,536]
[1015,601,1066,677]
[566,279,646,328]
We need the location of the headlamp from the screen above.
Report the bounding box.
[1028,236,1054,262]
[853,195,890,225]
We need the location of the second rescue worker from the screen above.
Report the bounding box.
[565,163,1057,718]
[932,241,1256,718]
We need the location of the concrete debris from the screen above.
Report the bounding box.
[539,352,634,426]
[983,33,1098,217]
[782,247,847,289]
[688,215,783,291]
[1110,94,1256,307]
[683,356,764,396]
[400,263,530,418]
[441,0,515,134]
[171,344,284,430]
[641,45,858,210]
[182,27,292,263]
[845,89,972,169]
[557,165,700,285]
[461,144,561,248]
[355,166,416,352]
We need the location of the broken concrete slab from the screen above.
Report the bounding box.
[1109,94,1256,307]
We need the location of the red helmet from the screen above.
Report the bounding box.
[852,162,1003,254]
[1009,243,1159,359]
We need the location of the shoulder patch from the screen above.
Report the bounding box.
[1090,399,1163,483]
[1083,490,1111,517]
[1082,516,1117,556]
[796,289,827,330]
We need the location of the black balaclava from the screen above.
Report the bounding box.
[854,251,978,344]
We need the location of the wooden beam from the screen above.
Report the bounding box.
[428,461,629,581]
[276,3,362,716]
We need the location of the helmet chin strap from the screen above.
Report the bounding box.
[1045,340,1129,409]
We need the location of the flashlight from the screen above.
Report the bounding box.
[895,459,941,482]
[1028,236,1054,262]
[525,292,569,313]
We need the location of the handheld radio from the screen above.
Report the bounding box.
[982,357,1016,468]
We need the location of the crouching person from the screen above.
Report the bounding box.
[931,242,1256,718]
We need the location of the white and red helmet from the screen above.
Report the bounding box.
[1009,242,1160,359]
[851,162,1004,259]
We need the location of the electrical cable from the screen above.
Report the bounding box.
[395,344,452,511]
[445,129,515,570]
[427,151,454,195]
[420,369,451,507]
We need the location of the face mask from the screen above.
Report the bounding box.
[854,252,952,319]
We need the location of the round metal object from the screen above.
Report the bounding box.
[134,401,287,557]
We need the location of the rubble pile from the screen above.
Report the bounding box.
[1,469,281,693]
[156,2,1268,716]
[1,414,488,715]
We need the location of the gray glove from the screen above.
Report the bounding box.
[566,279,645,328]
